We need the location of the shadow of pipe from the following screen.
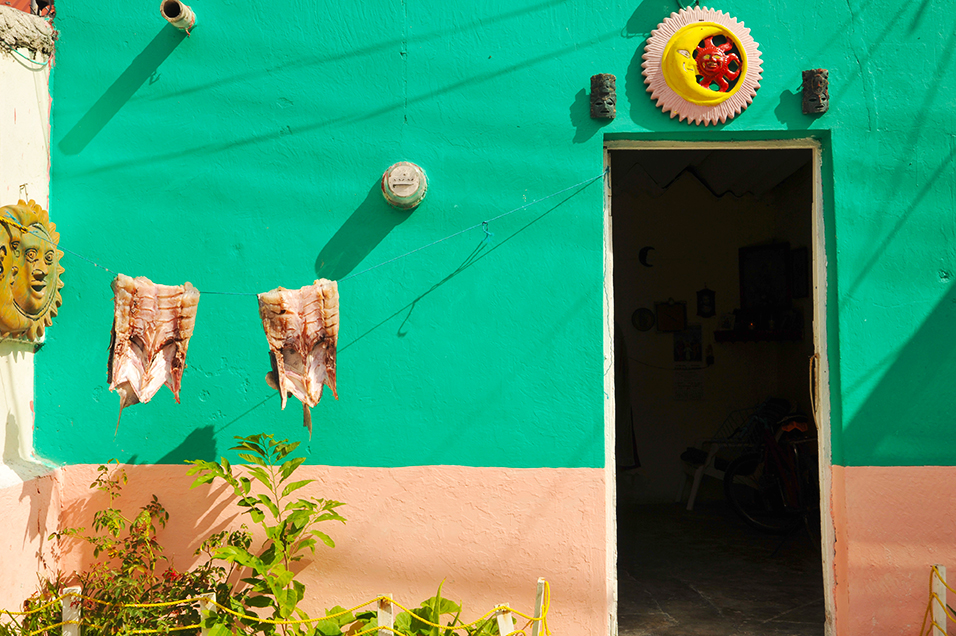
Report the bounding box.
[58,26,186,156]
[64,28,620,178]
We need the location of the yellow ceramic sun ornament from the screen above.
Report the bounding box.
[0,200,65,341]
[643,7,762,126]
[661,22,747,106]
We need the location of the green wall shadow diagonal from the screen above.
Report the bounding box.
[314,181,413,281]
[57,26,186,156]
[843,278,956,466]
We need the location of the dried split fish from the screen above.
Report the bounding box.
[258,279,338,437]
[107,274,200,430]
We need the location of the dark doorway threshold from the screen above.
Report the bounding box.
[617,483,825,636]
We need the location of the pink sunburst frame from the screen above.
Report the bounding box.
[642,7,762,126]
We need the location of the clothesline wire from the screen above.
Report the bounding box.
[2,170,607,295]
[339,170,607,282]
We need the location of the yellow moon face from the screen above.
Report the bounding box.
[661,22,748,106]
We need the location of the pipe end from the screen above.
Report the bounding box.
[160,0,196,31]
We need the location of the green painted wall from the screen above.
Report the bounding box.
[39,0,953,468]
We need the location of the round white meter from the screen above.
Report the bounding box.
[381,162,427,210]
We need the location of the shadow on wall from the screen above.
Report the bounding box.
[5,415,56,559]
[17,474,57,571]
[774,88,806,130]
[160,425,217,464]
[339,178,599,355]
[843,277,956,466]
[58,26,186,155]
[133,0,574,106]
[58,26,620,180]
[569,89,612,144]
[4,414,35,480]
[621,0,675,41]
[125,425,218,465]
[56,465,239,576]
[314,181,413,281]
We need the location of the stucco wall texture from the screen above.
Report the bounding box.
[0,16,55,606]
[831,466,956,636]
[39,0,956,467]
[54,465,606,635]
[0,474,59,605]
[0,0,949,634]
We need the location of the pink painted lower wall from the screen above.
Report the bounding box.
[832,465,956,636]
[13,462,956,635]
[50,464,608,636]
[0,472,59,609]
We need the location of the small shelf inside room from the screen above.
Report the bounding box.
[713,330,803,343]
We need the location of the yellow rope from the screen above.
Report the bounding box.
[207,596,379,626]
[922,567,935,636]
[25,619,81,636]
[348,626,529,636]
[922,566,956,636]
[20,618,202,636]
[932,595,956,624]
[927,621,945,636]
[1,591,202,616]
[0,593,72,616]
[74,594,207,609]
[204,580,550,632]
[2,581,552,636]
[935,566,956,598]
[124,622,203,634]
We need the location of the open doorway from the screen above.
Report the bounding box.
[607,143,831,636]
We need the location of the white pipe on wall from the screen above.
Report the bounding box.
[160,0,196,32]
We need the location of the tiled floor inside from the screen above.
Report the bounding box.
[617,484,826,636]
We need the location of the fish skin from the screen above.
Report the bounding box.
[107,274,200,430]
[258,279,339,437]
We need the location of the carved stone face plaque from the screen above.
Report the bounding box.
[590,73,617,120]
[802,68,829,114]
[0,200,64,340]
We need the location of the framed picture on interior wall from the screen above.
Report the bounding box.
[673,325,703,369]
[632,307,656,332]
[655,299,687,332]
[739,242,791,310]
[718,312,735,331]
[791,247,809,298]
[696,286,716,318]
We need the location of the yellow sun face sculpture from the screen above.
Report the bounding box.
[643,7,762,126]
[0,200,64,340]
[661,22,747,106]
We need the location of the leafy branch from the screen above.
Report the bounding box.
[187,434,346,632]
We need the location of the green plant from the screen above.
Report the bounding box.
[187,434,346,634]
[23,461,229,636]
[340,582,501,636]
[0,436,515,636]
[0,575,66,636]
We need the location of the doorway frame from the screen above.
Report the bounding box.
[602,138,834,636]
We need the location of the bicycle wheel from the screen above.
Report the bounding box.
[723,452,803,535]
